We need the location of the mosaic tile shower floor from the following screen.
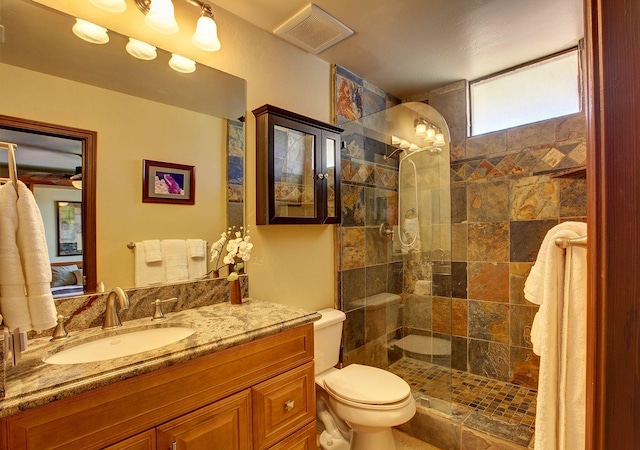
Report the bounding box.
[389,357,537,447]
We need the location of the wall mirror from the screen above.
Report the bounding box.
[0,0,246,294]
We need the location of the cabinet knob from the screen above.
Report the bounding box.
[317,173,325,180]
[284,400,295,412]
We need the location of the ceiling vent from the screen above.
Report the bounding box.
[274,4,353,55]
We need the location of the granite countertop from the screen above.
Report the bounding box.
[0,299,320,418]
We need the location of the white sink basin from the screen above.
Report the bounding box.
[43,326,195,365]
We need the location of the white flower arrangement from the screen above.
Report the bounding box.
[210,226,253,281]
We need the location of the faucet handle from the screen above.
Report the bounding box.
[50,315,70,342]
[151,297,178,321]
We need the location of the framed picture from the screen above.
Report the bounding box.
[142,159,195,205]
[57,201,83,256]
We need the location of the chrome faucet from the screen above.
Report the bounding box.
[102,287,130,329]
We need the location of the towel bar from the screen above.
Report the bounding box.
[555,234,587,248]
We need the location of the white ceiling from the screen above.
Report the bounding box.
[210,0,584,99]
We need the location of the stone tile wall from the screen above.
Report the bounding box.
[430,82,587,388]
[334,65,403,368]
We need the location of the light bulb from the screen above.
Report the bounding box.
[89,0,126,13]
[409,144,420,152]
[72,18,109,44]
[169,54,196,73]
[424,126,436,142]
[192,15,221,51]
[415,122,427,137]
[145,0,179,34]
[391,135,401,145]
[434,133,446,146]
[126,38,157,60]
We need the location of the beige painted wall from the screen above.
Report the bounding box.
[12,2,335,311]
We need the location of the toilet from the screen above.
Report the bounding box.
[314,308,416,450]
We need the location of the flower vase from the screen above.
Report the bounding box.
[229,279,242,305]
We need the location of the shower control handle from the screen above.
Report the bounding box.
[379,222,393,242]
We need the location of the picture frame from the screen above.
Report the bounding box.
[57,201,83,256]
[142,159,195,205]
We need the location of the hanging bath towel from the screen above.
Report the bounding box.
[524,221,587,450]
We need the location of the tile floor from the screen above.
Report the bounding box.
[388,357,537,446]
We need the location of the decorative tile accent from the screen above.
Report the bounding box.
[510,220,558,262]
[340,183,365,226]
[451,262,468,299]
[432,296,452,334]
[509,176,558,220]
[342,268,366,311]
[510,346,540,390]
[559,178,587,218]
[509,263,534,305]
[403,293,433,330]
[365,264,388,296]
[452,223,468,262]
[468,222,510,262]
[452,299,468,337]
[468,182,509,222]
[341,227,365,269]
[507,120,556,150]
[469,301,510,344]
[343,307,365,352]
[365,227,389,265]
[468,339,510,381]
[468,262,510,302]
[466,131,508,159]
[336,66,363,125]
[510,305,537,348]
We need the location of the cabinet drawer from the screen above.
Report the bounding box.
[252,362,315,450]
[102,429,155,450]
[268,421,317,450]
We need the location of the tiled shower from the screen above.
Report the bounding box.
[334,65,587,448]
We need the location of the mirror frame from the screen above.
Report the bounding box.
[0,114,97,293]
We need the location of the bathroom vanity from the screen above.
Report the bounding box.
[0,300,319,449]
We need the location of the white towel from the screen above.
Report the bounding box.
[134,242,165,287]
[143,240,162,263]
[524,221,587,450]
[186,239,207,279]
[162,239,189,282]
[0,181,31,330]
[16,182,57,331]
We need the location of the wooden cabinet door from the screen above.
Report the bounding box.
[267,422,317,450]
[103,429,155,450]
[252,362,315,450]
[156,390,252,450]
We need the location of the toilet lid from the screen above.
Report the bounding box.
[323,364,411,405]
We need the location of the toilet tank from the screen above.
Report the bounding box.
[314,308,346,375]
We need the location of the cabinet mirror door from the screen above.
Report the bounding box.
[323,132,340,224]
[273,123,319,221]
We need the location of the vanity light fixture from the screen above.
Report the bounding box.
[70,166,83,190]
[168,53,196,73]
[89,0,127,13]
[191,4,221,51]
[126,38,158,60]
[433,132,446,147]
[131,0,221,51]
[72,18,110,44]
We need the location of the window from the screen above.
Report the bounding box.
[469,48,581,136]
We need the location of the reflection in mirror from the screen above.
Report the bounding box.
[0,0,246,292]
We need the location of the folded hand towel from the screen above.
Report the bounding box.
[186,239,206,259]
[143,240,163,263]
[0,182,31,331]
[16,181,57,331]
[134,242,165,287]
[186,239,207,279]
[162,239,189,282]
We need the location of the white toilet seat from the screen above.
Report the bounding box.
[323,364,412,410]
